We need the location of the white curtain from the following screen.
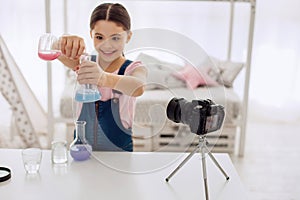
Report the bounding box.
[249,0,300,122]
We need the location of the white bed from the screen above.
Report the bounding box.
[132,87,242,153]
[134,87,241,125]
[123,0,256,156]
[131,51,244,154]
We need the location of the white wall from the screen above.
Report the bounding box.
[1,0,300,128]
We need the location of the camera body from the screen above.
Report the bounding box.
[166,98,225,135]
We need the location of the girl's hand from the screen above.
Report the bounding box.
[77,60,106,86]
[59,35,85,60]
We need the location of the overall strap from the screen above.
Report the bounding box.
[118,60,133,75]
[91,55,97,62]
[113,60,133,95]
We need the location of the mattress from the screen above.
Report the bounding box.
[133,86,241,127]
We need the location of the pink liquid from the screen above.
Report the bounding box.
[38,51,61,61]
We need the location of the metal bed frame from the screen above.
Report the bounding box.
[44,0,256,156]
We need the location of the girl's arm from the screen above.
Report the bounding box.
[103,66,147,97]
[77,61,147,97]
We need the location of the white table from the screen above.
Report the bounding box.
[0,149,248,200]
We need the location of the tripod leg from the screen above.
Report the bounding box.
[201,145,209,200]
[165,144,200,182]
[206,149,230,180]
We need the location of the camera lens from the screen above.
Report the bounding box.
[166,98,183,123]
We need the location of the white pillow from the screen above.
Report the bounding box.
[137,53,243,89]
[213,59,244,87]
[136,53,185,90]
[136,53,183,71]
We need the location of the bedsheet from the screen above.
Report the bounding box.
[133,86,241,127]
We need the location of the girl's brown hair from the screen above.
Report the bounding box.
[90,3,131,31]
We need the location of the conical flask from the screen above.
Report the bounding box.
[74,83,101,103]
[74,55,101,103]
[70,121,92,161]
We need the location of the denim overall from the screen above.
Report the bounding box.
[77,60,133,151]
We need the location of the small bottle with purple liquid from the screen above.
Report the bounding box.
[70,121,92,161]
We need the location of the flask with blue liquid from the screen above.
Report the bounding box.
[74,54,101,103]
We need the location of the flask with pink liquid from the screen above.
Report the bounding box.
[38,33,61,61]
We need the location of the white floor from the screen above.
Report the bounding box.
[231,120,300,200]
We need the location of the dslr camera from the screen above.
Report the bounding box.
[166,97,225,135]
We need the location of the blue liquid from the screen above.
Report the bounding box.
[75,89,101,103]
[70,144,92,161]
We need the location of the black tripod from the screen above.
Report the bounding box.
[165,135,230,200]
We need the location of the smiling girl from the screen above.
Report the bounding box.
[58,3,147,151]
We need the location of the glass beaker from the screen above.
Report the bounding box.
[70,121,92,161]
[51,140,68,164]
[74,54,101,103]
[22,148,42,174]
[38,33,61,61]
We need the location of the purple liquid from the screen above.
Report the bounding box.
[70,144,92,161]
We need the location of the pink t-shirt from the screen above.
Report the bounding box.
[98,60,142,129]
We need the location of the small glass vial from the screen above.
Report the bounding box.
[70,121,92,161]
[51,140,68,164]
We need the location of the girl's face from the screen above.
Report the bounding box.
[90,20,131,64]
